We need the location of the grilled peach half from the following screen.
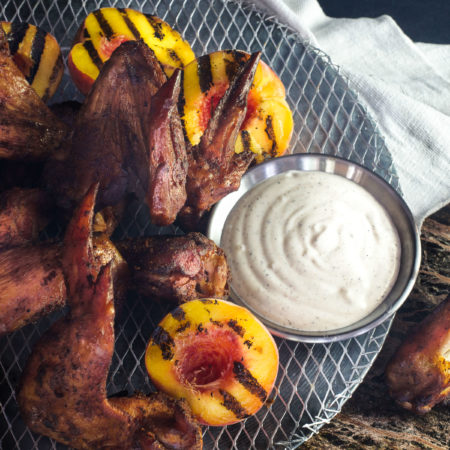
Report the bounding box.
[1,21,63,102]
[68,7,195,95]
[180,50,293,163]
[145,299,279,426]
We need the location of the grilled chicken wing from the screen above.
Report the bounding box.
[0,26,67,161]
[0,206,127,336]
[0,243,65,335]
[18,185,202,449]
[110,393,202,449]
[178,52,260,230]
[116,232,229,303]
[385,294,450,413]
[45,40,168,211]
[0,188,52,248]
[147,68,188,225]
[0,236,127,336]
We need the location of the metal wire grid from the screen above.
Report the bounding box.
[0,0,400,448]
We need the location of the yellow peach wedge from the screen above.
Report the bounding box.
[145,298,279,426]
[180,50,294,163]
[68,8,195,95]
[1,21,63,102]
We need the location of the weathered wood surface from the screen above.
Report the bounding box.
[305,206,450,449]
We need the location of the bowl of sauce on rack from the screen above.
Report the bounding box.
[207,154,421,342]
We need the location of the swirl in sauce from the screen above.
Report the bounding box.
[221,171,401,331]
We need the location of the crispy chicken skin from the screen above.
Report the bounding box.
[45,40,167,211]
[147,69,188,226]
[179,52,260,230]
[0,206,127,336]
[110,393,202,449]
[0,188,52,248]
[0,235,127,336]
[0,243,65,335]
[116,232,230,303]
[18,185,202,449]
[0,27,67,161]
[385,294,450,413]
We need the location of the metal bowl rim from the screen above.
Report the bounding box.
[207,153,421,343]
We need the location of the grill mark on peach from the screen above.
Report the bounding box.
[145,15,165,40]
[230,49,247,66]
[175,321,190,333]
[219,389,248,419]
[171,306,186,321]
[118,8,142,40]
[50,53,64,83]
[43,54,63,102]
[152,326,175,360]
[265,115,278,157]
[28,27,46,84]
[197,55,213,93]
[82,33,103,71]
[233,361,267,402]
[8,22,29,55]
[209,318,223,327]
[203,298,218,304]
[93,9,114,39]
[178,70,189,141]
[169,48,182,65]
[224,58,239,81]
[227,319,245,337]
[240,129,251,153]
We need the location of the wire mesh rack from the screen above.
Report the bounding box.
[0,0,400,448]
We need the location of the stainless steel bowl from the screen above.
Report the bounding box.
[207,153,421,342]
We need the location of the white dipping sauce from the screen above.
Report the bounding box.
[221,170,401,331]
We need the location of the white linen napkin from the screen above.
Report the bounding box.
[244,0,450,226]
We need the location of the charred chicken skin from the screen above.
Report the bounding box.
[0,204,128,336]
[179,52,260,229]
[0,26,67,161]
[0,243,65,335]
[18,184,202,449]
[0,238,127,336]
[0,226,226,334]
[46,40,188,223]
[0,188,52,248]
[46,40,165,210]
[116,232,230,303]
[147,68,188,226]
[385,294,450,413]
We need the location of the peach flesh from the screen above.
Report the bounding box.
[197,83,258,132]
[174,327,243,392]
[146,299,279,426]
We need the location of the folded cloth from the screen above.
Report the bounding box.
[244,0,450,226]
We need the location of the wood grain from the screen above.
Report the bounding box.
[305,206,450,449]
